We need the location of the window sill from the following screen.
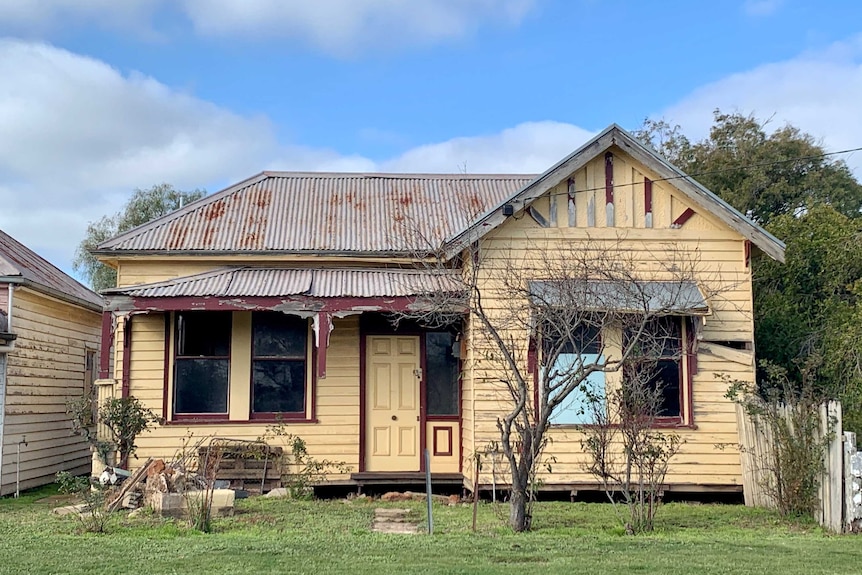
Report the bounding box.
[549,421,698,431]
[166,417,319,425]
[426,415,460,422]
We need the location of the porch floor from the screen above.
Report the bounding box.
[349,472,464,487]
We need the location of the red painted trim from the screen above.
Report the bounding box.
[644,177,653,218]
[165,418,319,426]
[604,152,614,206]
[672,207,696,227]
[121,315,132,398]
[744,240,751,268]
[316,312,331,380]
[123,295,443,314]
[162,313,170,420]
[419,334,427,473]
[99,311,113,379]
[432,426,453,457]
[686,318,697,427]
[247,313,314,422]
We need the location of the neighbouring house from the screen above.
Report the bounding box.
[93,125,784,495]
[0,230,103,496]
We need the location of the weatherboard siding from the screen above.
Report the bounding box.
[466,151,754,489]
[123,314,362,477]
[0,288,100,495]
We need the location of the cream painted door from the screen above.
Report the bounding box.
[365,336,421,472]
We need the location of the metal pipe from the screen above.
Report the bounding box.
[424,449,433,535]
[15,435,27,498]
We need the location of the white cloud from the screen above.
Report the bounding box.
[383,121,594,174]
[659,35,862,174]
[0,39,593,277]
[743,0,784,17]
[0,0,158,36]
[180,0,536,54]
[0,39,338,273]
[0,0,536,54]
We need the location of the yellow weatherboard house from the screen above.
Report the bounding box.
[93,125,785,494]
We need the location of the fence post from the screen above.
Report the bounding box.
[844,432,856,533]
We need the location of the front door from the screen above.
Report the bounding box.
[365,336,421,472]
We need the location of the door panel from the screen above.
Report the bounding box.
[366,336,420,471]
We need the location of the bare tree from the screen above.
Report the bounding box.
[395,196,727,532]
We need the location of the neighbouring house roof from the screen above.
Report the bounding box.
[92,124,785,263]
[103,267,464,299]
[529,280,710,316]
[94,173,535,256]
[0,229,104,311]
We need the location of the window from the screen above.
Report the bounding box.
[84,349,97,423]
[251,312,308,417]
[624,317,683,422]
[425,332,460,417]
[174,312,231,415]
[545,324,606,425]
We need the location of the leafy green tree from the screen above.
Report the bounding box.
[635,112,862,224]
[636,111,862,432]
[74,184,205,291]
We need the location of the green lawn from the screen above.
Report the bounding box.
[1,486,860,575]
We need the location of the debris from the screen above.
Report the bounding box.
[52,503,89,516]
[106,458,154,512]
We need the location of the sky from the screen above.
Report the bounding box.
[1,0,861,279]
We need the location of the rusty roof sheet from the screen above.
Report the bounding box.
[0,229,104,310]
[104,267,464,299]
[95,172,536,254]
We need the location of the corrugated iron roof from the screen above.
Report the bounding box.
[103,267,464,299]
[0,229,104,310]
[528,280,710,315]
[95,172,536,254]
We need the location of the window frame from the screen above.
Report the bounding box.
[249,312,313,421]
[623,316,689,427]
[172,311,232,421]
[424,331,462,420]
[542,317,694,429]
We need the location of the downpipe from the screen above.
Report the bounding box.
[15,436,27,498]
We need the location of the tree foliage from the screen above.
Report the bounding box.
[73,183,205,291]
[635,111,862,224]
[636,111,862,432]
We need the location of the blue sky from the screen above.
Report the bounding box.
[1,0,861,277]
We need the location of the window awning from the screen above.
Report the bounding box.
[528,280,710,316]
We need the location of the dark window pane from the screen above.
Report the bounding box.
[651,359,681,417]
[544,323,601,355]
[253,313,307,358]
[253,360,306,413]
[426,332,459,416]
[177,312,231,357]
[174,358,229,413]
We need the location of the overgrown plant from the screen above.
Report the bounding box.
[186,441,224,532]
[726,360,835,518]
[56,471,110,533]
[580,364,683,534]
[263,426,350,498]
[67,395,159,467]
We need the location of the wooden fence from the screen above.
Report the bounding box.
[735,400,860,532]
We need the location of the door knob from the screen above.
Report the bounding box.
[391,415,398,421]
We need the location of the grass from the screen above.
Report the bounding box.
[1,486,861,575]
